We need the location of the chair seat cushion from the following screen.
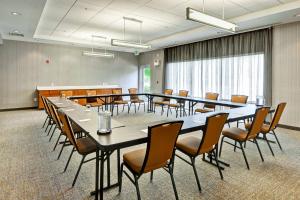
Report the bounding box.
[154,101,169,105]
[114,100,128,104]
[89,102,103,107]
[176,136,201,156]
[77,137,97,155]
[123,148,146,173]
[245,123,270,134]
[131,99,144,103]
[194,108,213,113]
[222,127,248,141]
[123,148,168,173]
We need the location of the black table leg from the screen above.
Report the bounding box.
[100,151,104,200]
[107,151,110,187]
[95,149,99,200]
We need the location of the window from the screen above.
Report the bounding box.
[166,53,264,102]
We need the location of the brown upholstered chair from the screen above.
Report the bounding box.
[60,90,73,97]
[229,95,248,127]
[153,89,173,115]
[219,107,270,169]
[119,121,184,200]
[166,90,189,117]
[128,88,145,113]
[176,113,228,192]
[50,104,83,160]
[86,90,104,112]
[42,97,58,136]
[244,102,286,156]
[59,111,98,187]
[111,89,129,115]
[194,92,219,113]
[41,96,53,132]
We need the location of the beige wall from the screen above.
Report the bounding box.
[0,40,138,109]
[138,49,164,93]
[273,22,300,127]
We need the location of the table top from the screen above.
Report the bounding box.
[47,96,272,151]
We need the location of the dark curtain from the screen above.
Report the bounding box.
[164,28,272,104]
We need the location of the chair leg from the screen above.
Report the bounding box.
[134,176,141,200]
[143,103,145,112]
[212,150,223,180]
[176,107,179,118]
[47,124,54,136]
[272,130,283,151]
[128,103,131,114]
[119,163,124,193]
[161,105,164,115]
[234,141,237,152]
[138,103,140,110]
[264,134,274,156]
[167,106,170,117]
[49,126,57,142]
[57,137,67,160]
[72,155,86,187]
[150,171,153,182]
[254,138,264,162]
[135,103,137,113]
[64,147,75,172]
[239,142,250,170]
[168,166,179,200]
[191,157,202,192]
[122,104,125,112]
[42,116,49,128]
[219,136,225,157]
[53,132,62,151]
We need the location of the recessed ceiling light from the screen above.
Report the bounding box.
[11,12,21,16]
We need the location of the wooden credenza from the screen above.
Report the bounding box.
[37,85,121,109]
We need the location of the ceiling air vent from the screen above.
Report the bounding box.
[9,31,24,37]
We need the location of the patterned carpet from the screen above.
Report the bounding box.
[0,108,299,200]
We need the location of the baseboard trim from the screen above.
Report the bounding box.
[277,124,300,131]
[0,107,37,112]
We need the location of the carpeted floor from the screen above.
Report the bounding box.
[0,108,300,200]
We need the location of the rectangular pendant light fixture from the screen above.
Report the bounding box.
[111,39,151,49]
[82,51,114,58]
[186,7,237,33]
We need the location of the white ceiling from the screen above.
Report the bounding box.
[1,0,300,52]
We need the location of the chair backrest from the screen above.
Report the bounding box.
[50,104,63,130]
[47,102,59,125]
[198,113,229,155]
[112,89,123,101]
[269,102,286,131]
[247,107,270,139]
[60,90,73,97]
[231,95,248,104]
[87,90,97,103]
[204,92,219,109]
[128,88,139,101]
[57,110,78,150]
[177,90,189,104]
[140,121,183,174]
[162,89,173,101]
[41,96,50,115]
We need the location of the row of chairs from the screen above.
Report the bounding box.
[41,95,286,199]
[153,89,248,117]
[120,102,286,199]
[60,88,145,115]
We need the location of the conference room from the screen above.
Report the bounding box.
[0,0,300,200]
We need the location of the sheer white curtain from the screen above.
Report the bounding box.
[166,53,264,102]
